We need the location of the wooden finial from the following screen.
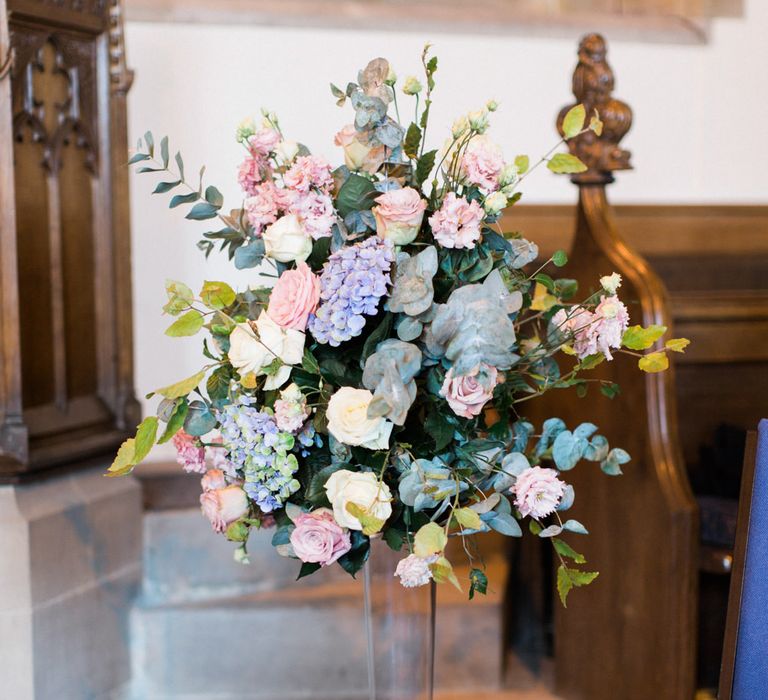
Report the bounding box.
[557,33,632,183]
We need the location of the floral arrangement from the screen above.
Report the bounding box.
[111,48,688,604]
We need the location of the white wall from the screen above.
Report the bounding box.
[125,2,768,453]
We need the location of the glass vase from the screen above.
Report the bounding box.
[363,538,436,700]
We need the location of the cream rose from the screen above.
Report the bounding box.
[326,387,393,450]
[372,187,426,246]
[324,469,393,531]
[334,124,386,173]
[263,214,313,263]
[200,485,249,534]
[228,310,305,389]
[276,140,300,163]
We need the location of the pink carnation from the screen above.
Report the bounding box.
[200,485,250,534]
[513,466,566,519]
[440,364,500,418]
[248,127,280,155]
[460,135,504,191]
[429,193,484,250]
[291,191,336,239]
[267,261,320,331]
[172,430,206,474]
[237,153,271,196]
[553,295,629,361]
[284,155,333,194]
[244,181,293,232]
[289,508,351,566]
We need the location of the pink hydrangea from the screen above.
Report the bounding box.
[244,181,294,232]
[172,430,206,474]
[460,136,504,191]
[429,193,484,249]
[291,191,336,239]
[553,295,629,361]
[440,364,500,419]
[513,466,566,519]
[284,155,333,194]
[267,261,320,331]
[289,508,351,566]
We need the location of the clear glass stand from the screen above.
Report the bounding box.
[363,539,436,700]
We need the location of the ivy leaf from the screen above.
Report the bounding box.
[600,382,621,399]
[557,565,599,607]
[200,281,236,310]
[547,153,588,174]
[666,338,690,353]
[133,416,159,464]
[404,122,422,160]
[165,310,204,337]
[155,369,207,400]
[469,568,488,600]
[562,104,586,139]
[553,538,586,564]
[514,154,529,174]
[453,507,483,531]
[622,324,667,350]
[415,149,437,187]
[414,522,447,558]
[158,399,189,444]
[638,351,669,373]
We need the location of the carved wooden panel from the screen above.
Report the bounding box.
[0,0,139,479]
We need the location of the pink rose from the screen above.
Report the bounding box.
[440,363,500,418]
[372,187,427,246]
[334,124,386,173]
[267,261,320,331]
[513,466,566,519]
[460,135,504,191]
[284,155,333,194]
[291,191,336,240]
[200,485,249,534]
[289,508,351,566]
[201,468,227,492]
[248,127,280,155]
[172,430,206,474]
[552,295,629,361]
[429,193,484,250]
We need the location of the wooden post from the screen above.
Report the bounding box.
[547,34,699,700]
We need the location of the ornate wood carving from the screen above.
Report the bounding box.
[0,0,138,480]
[535,35,699,700]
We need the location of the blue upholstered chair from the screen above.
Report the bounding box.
[720,420,768,699]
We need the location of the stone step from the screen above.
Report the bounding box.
[130,555,508,699]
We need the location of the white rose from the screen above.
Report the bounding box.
[263,214,313,263]
[228,311,305,389]
[483,191,507,215]
[326,387,393,450]
[276,140,300,163]
[324,469,393,531]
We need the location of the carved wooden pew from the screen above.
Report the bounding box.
[523,34,699,700]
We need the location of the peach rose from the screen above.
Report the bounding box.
[372,187,427,246]
[200,485,249,534]
[267,262,321,331]
[334,124,386,174]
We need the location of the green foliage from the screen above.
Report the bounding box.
[468,568,488,600]
[404,122,422,159]
[163,280,194,316]
[552,249,568,267]
[547,153,588,174]
[557,565,599,607]
[414,522,447,558]
[453,507,483,531]
[514,154,529,174]
[553,538,586,564]
[106,416,159,477]
[415,149,437,187]
[200,281,236,310]
[622,324,667,350]
[153,369,207,400]
[158,399,189,444]
[430,555,461,591]
[666,338,690,353]
[562,104,586,139]
[336,174,379,217]
[346,503,385,536]
[165,310,204,337]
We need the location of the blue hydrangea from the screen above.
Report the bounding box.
[309,236,394,346]
[217,397,300,513]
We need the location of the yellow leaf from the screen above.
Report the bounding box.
[560,344,576,356]
[589,109,604,136]
[106,438,137,477]
[453,507,483,530]
[156,369,207,399]
[239,372,258,389]
[638,351,669,373]
[414,522,447,558]
[562,104,586,139]
[665,338,690,353]
[429,556,462,592]
[346,503,385,536]
[531,282,557,311]
[622,324,667,351]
